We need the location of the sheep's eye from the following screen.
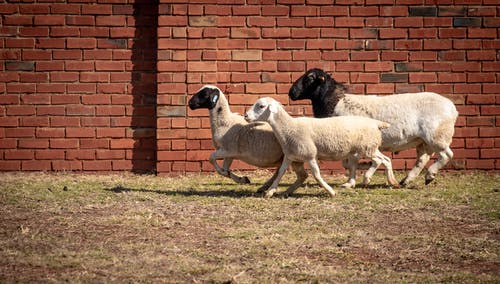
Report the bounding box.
[259,104,265,109]
[305,75,315,85]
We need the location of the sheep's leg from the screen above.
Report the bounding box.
[400,144,431,187]
[341,155,358,188]
[263,158,290,198]
[256,167,280,193]
[362,154,381,186]
[222,158,251,184]
[366,150,399,187]
[308,159,336,197]
[209,151,231,177]
[425,147,453,185]
[283,162,308,197]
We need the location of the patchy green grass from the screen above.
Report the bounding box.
[0,171,498,283]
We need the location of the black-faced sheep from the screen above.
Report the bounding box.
[289,68,458,186]
[188,85,308,193]
[244,97,399,198]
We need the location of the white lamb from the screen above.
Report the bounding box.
[188,85,308,193]
[245,97,399,198]
[289,68,459,186]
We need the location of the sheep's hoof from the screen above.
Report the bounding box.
[240,176,251,184]
[424,172,435,185]
[264,188,277,198]
[391,182,401,189]
[341,182,354,189]
[256,184,271,193]
[425,176,435,185]
[399,177,409,187]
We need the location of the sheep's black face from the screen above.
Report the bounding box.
[188,87,220,110]
[288,68,329,101]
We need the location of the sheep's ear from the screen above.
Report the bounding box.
[268,102,278,114]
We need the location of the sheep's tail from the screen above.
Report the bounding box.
[377,121,391,129]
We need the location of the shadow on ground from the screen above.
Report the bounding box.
[103,181,396,199]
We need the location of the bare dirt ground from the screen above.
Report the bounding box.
[0,171,498,283]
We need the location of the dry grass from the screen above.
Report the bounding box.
[0,171,498,283]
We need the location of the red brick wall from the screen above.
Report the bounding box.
[1,0,157,172]
[1,1,499,174]
[157,1,499,174]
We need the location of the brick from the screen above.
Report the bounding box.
[381,73,408,83]
[306,17,334,27]
[409,51,437,61]
[5,38,35,48]
[262,6,289,16]
[438,7,466,16]
[6,61,34,71]
[409,28,437,39]
[481,106,500,115]
[350,6,379,16]
[231,27,261,38]
[453,17,481,27]
[365,61,393,71]
[467,51,497,61]
[424,40,452,50]
[4,15,33,25]
[5,150,34,160]
[379,28,407,39]
[247,16,275,27]
[246,83,275,94]
[232,50,261,61]
[366,83,394,94]
[409,73,437,83]
[51,4,80,14]
[468,29,497,39]
[34,15,65,26]
[36,150,65,160]
[81,4,112,15]
[96,16,127,27]
[52,161,82,171]
[50,139,79,149]
[188,16,217,27]
[66,149,95,160]
[409,6,437,17]
[22,161,52,171]
[82,161,112,171]
[395,62,422,72]
[66,128,95,138]
[466,159,495,169]
[395,17,423,28]
[0,161,21,171]
[335,17,364,27]
[247,39,276,50]
[187,61,217,72]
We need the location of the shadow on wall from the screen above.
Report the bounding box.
[131,1,158,173]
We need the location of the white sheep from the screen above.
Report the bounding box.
[245,97,399,198]
[188,85,308,193]
[289,68,459,186]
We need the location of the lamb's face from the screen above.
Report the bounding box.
[188,85,220,110]
[288,68,327,101]
[244,97,275,122]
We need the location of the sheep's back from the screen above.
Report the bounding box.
[335,92,458,151]
[295,116,383,159]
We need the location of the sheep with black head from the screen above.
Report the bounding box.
[289,68,458,186]
[189,85,308,194]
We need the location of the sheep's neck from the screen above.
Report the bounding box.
[208,94,232,130]
[268,107,296,146]
[311,84,344,118]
